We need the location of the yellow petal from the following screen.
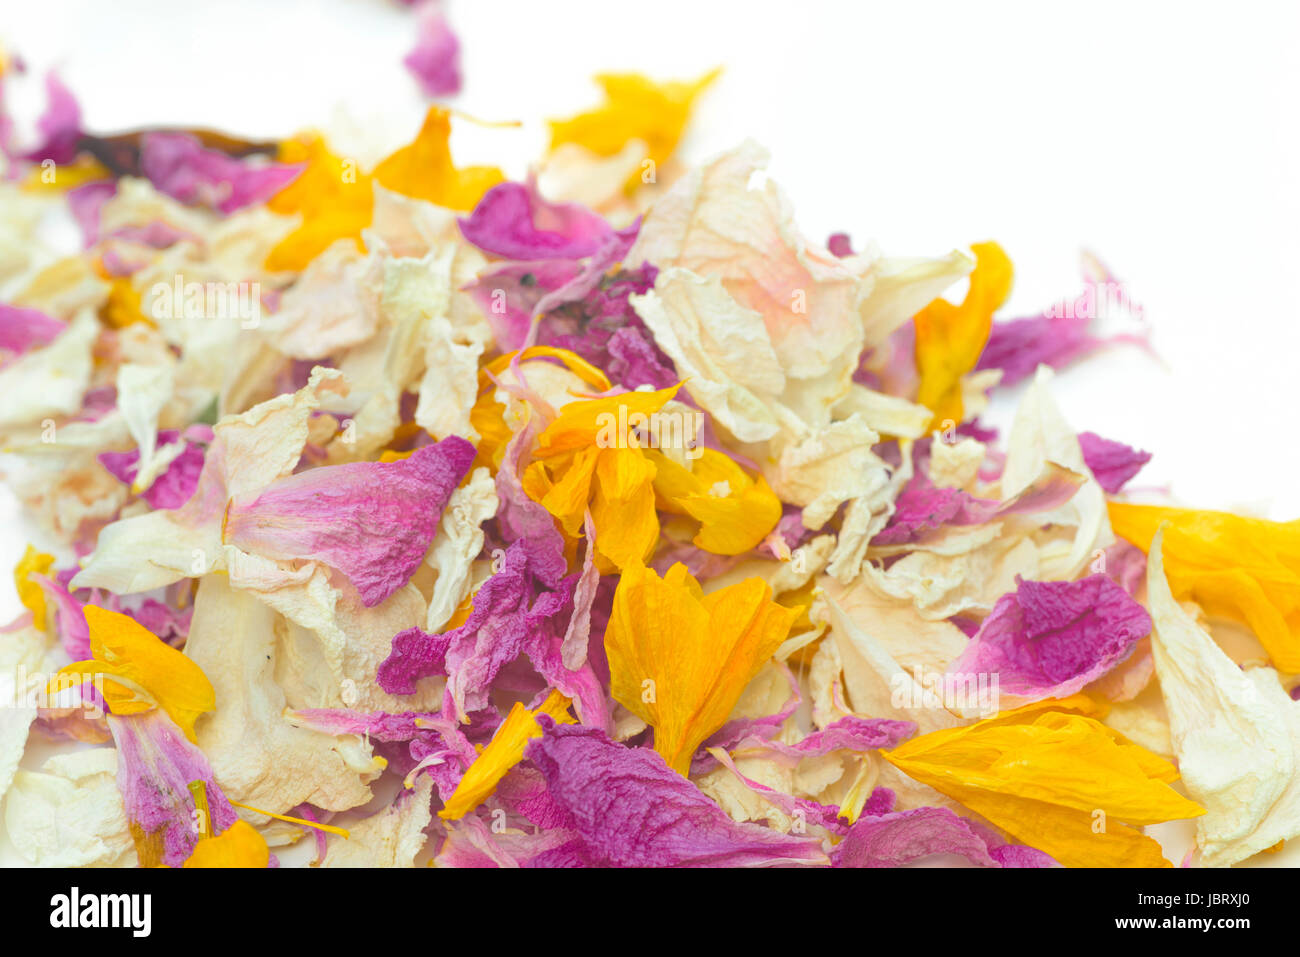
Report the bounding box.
[267,134,361,217]
[1108,503,1300,671]
[548,70,720,189]
[182,820,270,869]
[373,106,504,212]
[472,348,615,474]
[648,449,781,555]
[54,606,215,743]
[439,690,574,820]
[913,240,1012,427]
[535,446,601,538]
[480,346,613,394]
[99,277,154,329]
[468,390,513,471]
[591,449,659,572]
[21,156,112,192]
[14,545,54,631]
[605,561,800,775]
[534,384,681,459]
[264,133,373,272]
[882,708,1204,867]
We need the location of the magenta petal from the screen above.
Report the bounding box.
[494,419,569,587]
[832,806,1001,868]
[1100,539,1147,596]
[378,539,576,717]
[66,180,117,248]
[989,844,1061,868]
[379,420,607,720]
[872,478,1001,546]
[468,260,585,351]
[536,263,677,390]
[286,707,448,742]
[20,72,82,165]
[779,715,916,756]
[139,132,304,214]
[380,626,455,696]
[98,429,207,509]
[827,232,855,257]
[697,714,916,776]
[1078,430,1152,494]
[975,270,1153,389]
[459,181,614,261]
[523,720,829,867]
[0,303,65,358]
[108,710,240,868]
[126,597,192,646]
[873,463,1082,547]
[948,574,1152,703]
[225,435,475,607]
[31,573,90,660]
[141,443,207,510]
[532,219,640,318]
[403,7,462,97]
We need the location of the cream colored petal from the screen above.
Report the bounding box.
[825,440,913,585]
[1001,366,1112,579]
[816,592,965,731]
[627,140,866,382]
[321,775,434,868]
[0,310,97,429]
[832,384,933,441]
[115,361,176,492]
[821,573,969,678]
[1147,528,1299,867]
[863,532,1039,621]
[631,268,785,444]
[425,467,498,633]
[927,436,987,491]
[536,140,648,214]
[186,574,381,815]
[857,249,974,349]
[266,240,382,359]
[767,415,889,531]
[3,749,137,867]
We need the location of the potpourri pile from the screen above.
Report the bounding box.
[2,16,1298,869]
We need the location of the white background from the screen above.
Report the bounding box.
[1,0,1298,866]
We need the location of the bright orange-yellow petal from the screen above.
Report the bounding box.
[264,133,373,272]
[439,690,574,820]
[53,606,215,742]
[372,106,503,211]
[21,156,111,192]
[182,820,270,868]
[604,561,799,775]
[534,384,680,459]
[914,240,1012,428]
[480,346,613,395]
[99,277,154,329]
[648,449,781,555]
[591,448,659,572]
[468,390,514,471]
[14,545,54,630]
[548,70,720,189]
[537,446,601,538]
[882,709,1204,867]
[1107,502,1300,671]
